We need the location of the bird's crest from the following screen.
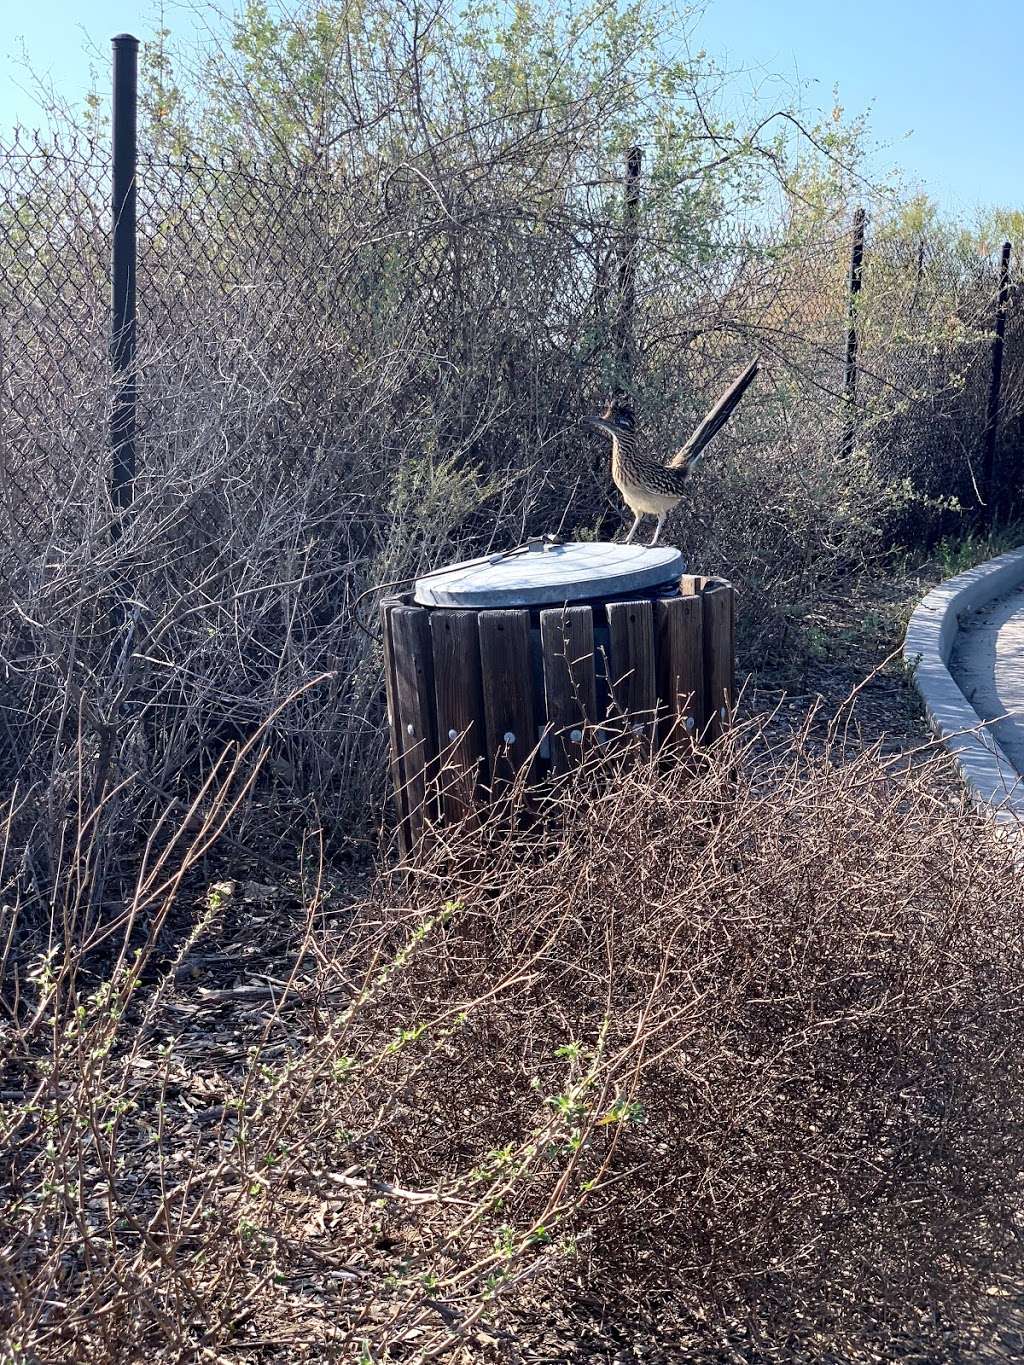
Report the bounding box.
[598,396,636,433]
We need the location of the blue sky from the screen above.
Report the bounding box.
[0,2,204,124]
[692,0,1021,217]
[1,0,1020,217]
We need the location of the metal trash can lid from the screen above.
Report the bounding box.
[413,541,685,608]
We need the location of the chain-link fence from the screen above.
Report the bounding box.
[1,130,1019,581]
[0,53,1021,905]
[0,132,110,558]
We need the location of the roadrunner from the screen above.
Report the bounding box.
[585,357,759,545]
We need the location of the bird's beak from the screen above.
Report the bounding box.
[583,415,616,437]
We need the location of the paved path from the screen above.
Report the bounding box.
[949,580,1024,777]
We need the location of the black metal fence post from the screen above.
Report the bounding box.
[981,240,1012,525]
[840,206,866,457]
[612,145,642,398]
[111,33,138,519]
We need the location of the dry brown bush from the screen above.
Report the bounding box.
[4,719,1024,1360]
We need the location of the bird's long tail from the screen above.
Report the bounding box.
[667,356,759,471]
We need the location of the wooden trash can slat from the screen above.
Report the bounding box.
[607,599,657,744]
[656,594,703,746]
[540,605,598,775]
[381,596,413,858]
[478,609,535,789]
[701,584,735,741]
[389,605,439,841]
[430,609,487,823]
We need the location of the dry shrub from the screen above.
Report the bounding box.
[672,413,911,666]
[3,6,1023,934]
[346,726,1024,1354]
[5,716,1024,1360]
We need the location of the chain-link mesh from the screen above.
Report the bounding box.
[854,228,1022,515]
[0,133,110,565]
[1,130,1020,580]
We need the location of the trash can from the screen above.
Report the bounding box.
[381,540,735,854]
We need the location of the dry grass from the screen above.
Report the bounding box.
[4,716,1024,1361]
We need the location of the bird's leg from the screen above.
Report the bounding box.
[624,511,641,544]
[650,514,665,546]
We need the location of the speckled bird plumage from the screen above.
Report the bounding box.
[584,358,759,546]
[587,399,693,545]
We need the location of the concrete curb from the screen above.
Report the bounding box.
[903,545,1024,830]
